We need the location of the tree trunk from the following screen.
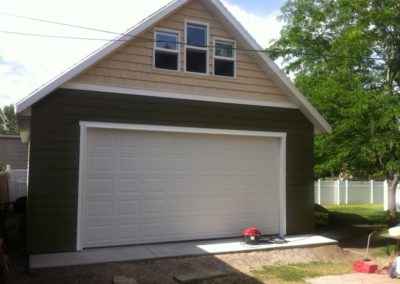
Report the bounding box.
[387,174,399,226]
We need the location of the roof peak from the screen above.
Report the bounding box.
[16,0,331,134]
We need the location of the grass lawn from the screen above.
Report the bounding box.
[252,262,352,283]
[250,205,396,284]
[326,204,387,225]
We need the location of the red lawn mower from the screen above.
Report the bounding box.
[243,227,262,244]
[242,226,287,245]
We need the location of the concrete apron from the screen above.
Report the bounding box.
[30,235,337,269]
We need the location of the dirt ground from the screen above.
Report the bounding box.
[6,245,347,284]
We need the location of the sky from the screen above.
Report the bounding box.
[0,0,286,107]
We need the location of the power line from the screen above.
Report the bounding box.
[1,11,269,51]
[0,30,129,42]
[0,29,386,61]
[0,11,125,37]
[0,11,386,60]
[0,29,271,53]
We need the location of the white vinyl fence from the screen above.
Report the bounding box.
[7,166,28,202]
[315,179,400,210]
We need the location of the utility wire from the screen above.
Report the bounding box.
[0,29,386,61]
[0,29,273,53]
[0,11,386,60]
[0,29,270,53]
[0,11,126,37]
[0,11,271,52]
[0,30,129,42]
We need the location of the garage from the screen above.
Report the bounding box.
[77,122,286,249]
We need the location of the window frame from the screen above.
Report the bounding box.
[153,28,181,72]
[213,37,237,78]
[184,20,210,75]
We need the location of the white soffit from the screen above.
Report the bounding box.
[15,0,331,134]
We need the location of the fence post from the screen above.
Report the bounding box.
[345,180,349,204]
[5,165,11,203]
[396,184,399,212]
[370,180,374,204]
[317,179,321,205]
[384,180,388,211]
[336,179,341,205]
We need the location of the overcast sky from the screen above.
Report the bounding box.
[0,0,286,107]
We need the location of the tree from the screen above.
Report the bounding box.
[0,105,17,135]
[269,0,400,220]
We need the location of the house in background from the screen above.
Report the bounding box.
[0,135,28,169]
[0,135,28,203]
[16,0,331,258]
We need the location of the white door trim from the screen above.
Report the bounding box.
[77,121,287,251]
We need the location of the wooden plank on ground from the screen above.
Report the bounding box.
[173,270,230,283]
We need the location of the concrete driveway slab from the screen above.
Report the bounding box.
[30,235,336,268]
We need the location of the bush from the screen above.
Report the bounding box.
[0,162,5,173]
[315,211,329,227]
[315,204,329,227]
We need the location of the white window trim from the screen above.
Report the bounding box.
[213,37,237,78]
[76,121,287,251]
[184,19,210,75]
[153,28,181,71]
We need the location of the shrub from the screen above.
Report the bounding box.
[0,162,5,173]
[315,204,330,227]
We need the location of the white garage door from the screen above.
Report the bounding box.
[79,124,284,249]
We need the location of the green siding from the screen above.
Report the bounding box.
[28,89,314,254]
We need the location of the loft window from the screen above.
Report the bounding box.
[185,22,208,74]
[154,30,179,71]
[214,39,235,77]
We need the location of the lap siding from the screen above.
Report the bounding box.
[28,89,314,254]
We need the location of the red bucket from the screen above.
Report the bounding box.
[353,260,378,273]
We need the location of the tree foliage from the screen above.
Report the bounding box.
[269,0,400,180]
[0,105,17,135]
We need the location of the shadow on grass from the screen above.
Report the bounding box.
[315,204,398,250]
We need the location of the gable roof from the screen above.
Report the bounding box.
[16,0,331,134]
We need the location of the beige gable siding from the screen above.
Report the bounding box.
[71,0,293,106]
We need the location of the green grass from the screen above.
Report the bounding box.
[252,262,352,283]
[370,244,398,257]
[325,204,387,225]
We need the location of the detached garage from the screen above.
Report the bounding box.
[79,123,286,249]
[16,0,331,256]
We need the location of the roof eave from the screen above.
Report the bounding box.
[206,0,331,134]
[15,0,190,114]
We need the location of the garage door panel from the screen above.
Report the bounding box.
[118,179,164,195]
[87,179,113,195]
[87,157,115,172]
[86,227,113,246]
[118,200,139,215]
[86,201,113,217]
[82,127,282,248]
[141,199,167,215]
[117,224,140,240]
[119,159,176,172]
